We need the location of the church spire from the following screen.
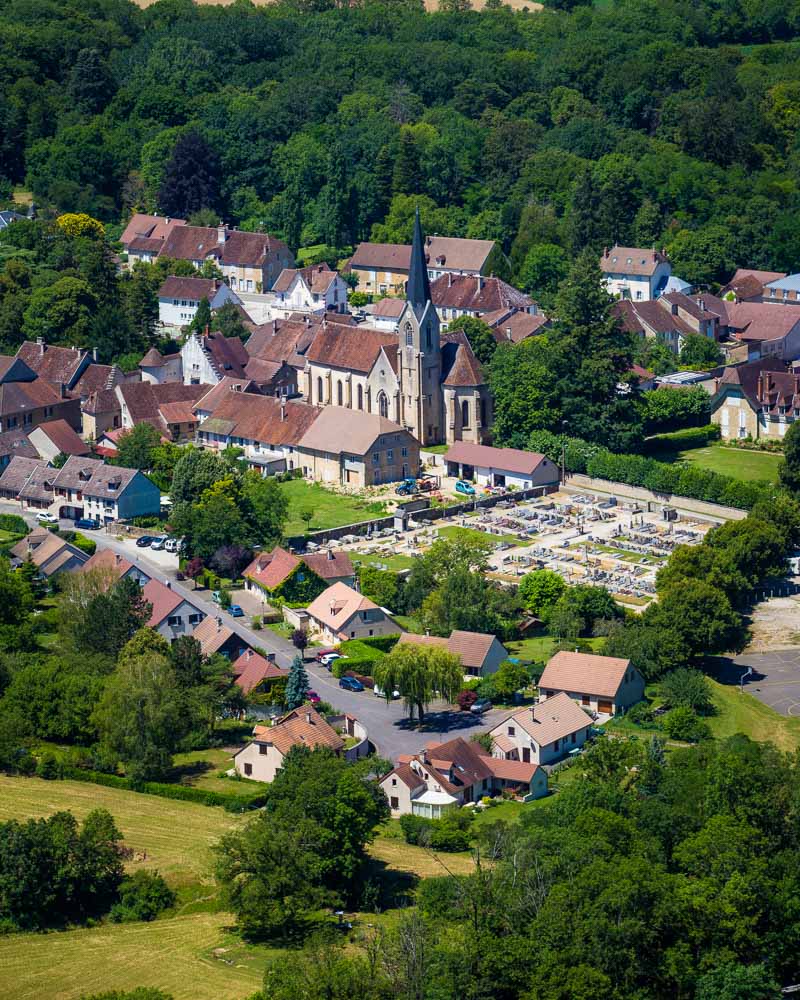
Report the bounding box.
[406,205,431,317]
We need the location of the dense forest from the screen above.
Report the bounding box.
[2,0,800,293]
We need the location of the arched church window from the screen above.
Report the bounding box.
[405,322,413,347]
[461,400,470,428]
[378,392,389,418]
[357,385,363,410]
[317,377,323,403]
[337,381,343,406]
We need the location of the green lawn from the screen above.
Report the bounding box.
[677,444,782,483]
[394,614,424,633]
[707,679,800,751]
[352,552,418,571]
[279,479,391,535]
[437,524,524,548]
[568,541,663,565]
[505,635,606,663]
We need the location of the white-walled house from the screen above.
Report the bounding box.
[306,582,400,643]
[157,276,241,328]
[234,707,367,783]
[537,651,645,716]
[601,246,671,301]
[445,441,560,492]
[142,578,205,641]
[489,692,594,766]
[271,264,348,318]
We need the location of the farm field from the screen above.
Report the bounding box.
[677,443,781,482]
[279,479,390,535]
[0,775,240,887]
[0,911,273,1000]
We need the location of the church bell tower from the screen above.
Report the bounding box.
[398,207,443,445]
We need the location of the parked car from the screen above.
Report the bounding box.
[164,537,180,553]
[373,685,400,699]
[150,537,166,551]
[455,479,476,496]
[339,675,364,692]
[315,648,336,661]
[469,698,492,715]
[307,690,321,705]
[319,652,346,667]
[211,590,222,604]
[228,604,244,617]
[74,518,100,530]
[36,512,59,524]
[135,535,154,547]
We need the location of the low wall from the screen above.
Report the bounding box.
[564,474,748,523]
[287,483,558,550]
[329,714,370,761]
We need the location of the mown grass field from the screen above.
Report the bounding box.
[677,443,782,482]
[279,479,390,535]
[0,775,240,888]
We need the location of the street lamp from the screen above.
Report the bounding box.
[739,665,753,694]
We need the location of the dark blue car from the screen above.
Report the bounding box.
[339,676,364,692]
[74,518,100,530]
[229,605,245,618]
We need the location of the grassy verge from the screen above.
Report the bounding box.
[706,678,800,750]
[505,635,606,663]
[351,551,418,571]
[279,480,392,535]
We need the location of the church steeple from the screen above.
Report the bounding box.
[406,206,431,317]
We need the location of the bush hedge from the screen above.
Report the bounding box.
[58,765,267,812]
[528,429,772,511]
[645,424,721,452]
[0,513,29,535]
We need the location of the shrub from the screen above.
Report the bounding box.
[0,513,29,535]
[660,668,713,714]
[251,615,262,631]
[218,587,231,609]
[70,532,97,556]
[457,689,478,712]
[110,870,176,923]
[36,752,61,780]
[661,706,711,742]
[625,701,654,726]
[399,814,433,846]
[416,875,466,918]
[429,814,472,852]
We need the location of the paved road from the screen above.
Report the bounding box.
[5,505,506,757]
[725,649,800,718]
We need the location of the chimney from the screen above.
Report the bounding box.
[166,217,171,225]
[327,548,334,560]
[165,580,171,589]
[216,616,222,628]
[425,628,430,636]
[477,276,484,291]
[280,402,286,422]
[757,373,764,402]
[505,327,512,341]
[304,316,310,327]
[272,320,277,334]
[714,378,720,393]
[37,337,45,354]
[115,554,121,565]
[305,712,313,725]
[217,224,227,245]
[794,375,799,396]
[92,348,98,362]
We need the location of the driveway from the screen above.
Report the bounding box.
[723,649,800,717]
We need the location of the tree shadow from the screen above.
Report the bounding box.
[393,708,487,737]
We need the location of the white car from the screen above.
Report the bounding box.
[373,685,401,700]
[150,537,167,551]
[36,512,59,524]
[164,537,180,553]
[319,653,346,667]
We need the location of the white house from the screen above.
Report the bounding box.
[306,582,400,643]
[601,245,671,301]
[271,264,348,318]
[156,276,241,328]
[489,692,594,766]
[234,707,367,782]
[537,651,645,717]
[398,629,508,680]
[445,441,560,492]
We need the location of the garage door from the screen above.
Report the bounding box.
[598,700,613,714]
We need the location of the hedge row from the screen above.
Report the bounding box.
[59,765,268,812]
[528,430,773,511]
[0,513,29,535]
[646,424,721,449]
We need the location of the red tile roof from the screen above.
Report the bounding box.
[231,648,287,694]
[601,245,668,277]
[121,213,186,247]
[142,578,184,627]
[432,274,533,313]
[441,331,485,387]
[305,322,397,374]
[446,441,554,477]
[31,419,90,456]
[252,706,344,755]
[539,651,632,699]
[158,276,221,301]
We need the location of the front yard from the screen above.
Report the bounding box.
[677,443,782,483]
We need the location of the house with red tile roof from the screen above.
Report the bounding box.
[121,214,186,265]
[142,577,205,641]
[234,706,349,782]
[271,263,348,318]
[306,582,400,643]
[379,736,546,817]
[231,648,287,696]
[398,629,508,680]
[489,692,594,766]
[28,419,91,463]
[243,546,354,604]
[157,276,241,329]
[192,614,251,660]
[81,548,151,587]
[431,274,536,325]
[10,528,88,579]
[601,245,671,301]
[445,441,560,493]
[538,651,644,717]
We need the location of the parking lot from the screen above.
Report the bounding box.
[724,649,800,717]
[330,487,713,609]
